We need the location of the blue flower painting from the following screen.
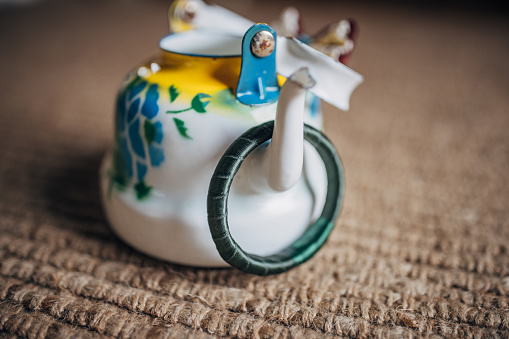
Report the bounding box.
[111,78,166,200]
[109,77,212,200]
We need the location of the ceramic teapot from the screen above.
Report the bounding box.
[100,3,362,275]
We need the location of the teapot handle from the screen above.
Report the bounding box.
[207,121,344,275]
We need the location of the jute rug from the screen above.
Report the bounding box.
[1,0,508,337]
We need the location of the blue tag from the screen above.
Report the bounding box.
[236,24,280,106]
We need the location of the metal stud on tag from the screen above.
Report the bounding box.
[251,31,275,58]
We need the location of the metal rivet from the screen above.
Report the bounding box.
[250,31,275,58]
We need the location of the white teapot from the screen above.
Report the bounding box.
[100,1,362,275]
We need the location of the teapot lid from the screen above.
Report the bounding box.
[159,30,242,58]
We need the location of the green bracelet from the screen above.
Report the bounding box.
[207,121,344,276]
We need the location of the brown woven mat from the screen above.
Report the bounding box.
[1,1,508,338]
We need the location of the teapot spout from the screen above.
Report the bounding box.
[249,68,315,192]
[266,68,316,191]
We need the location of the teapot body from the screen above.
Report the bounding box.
[100,50,328,266]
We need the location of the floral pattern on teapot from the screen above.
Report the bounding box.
[110,77,218,199]
[108,64,284,200]
[110,77,165,200]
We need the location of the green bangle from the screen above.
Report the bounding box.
[207,121,344,276]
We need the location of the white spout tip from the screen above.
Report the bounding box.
[289,67,316,90]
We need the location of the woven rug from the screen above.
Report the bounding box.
[1,0,508,337]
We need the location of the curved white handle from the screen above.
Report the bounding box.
[276,37,363,111]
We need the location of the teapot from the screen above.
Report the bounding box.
[100,1,362,275]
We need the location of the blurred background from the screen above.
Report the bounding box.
[0,0,508,337]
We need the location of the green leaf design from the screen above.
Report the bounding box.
[134,181,152,200]
[173,118,192,139]
[166,107,191,114]
[144,120,155,144]
[191,93,211,113]
[107,149,129,199]
[169,85,179,103]
[111,149,128,190]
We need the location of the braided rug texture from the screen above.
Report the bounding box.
[0,1,508,338]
